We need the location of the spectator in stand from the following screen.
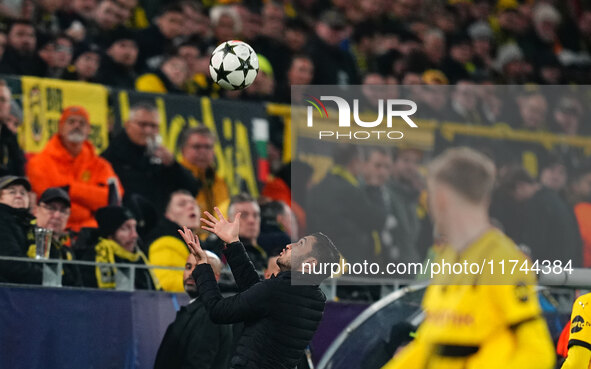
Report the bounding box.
[63,42,101,82]
[307,145,385,264]
[0,31,7,60]
[26,106,123,232]
[539,156,568,193]
[146,190,200,292]
[95,28,138,89]
[28,187,82,287]
[179,126,229,219]
[179,1,210,39]
[0,176,40,284]
[241,54,275,102]
[566,165,591,267]
[178,40,221,98]
[308,10,359,85]
[204,193,267,271]
[494,43,534,84]
[102,102,200,214]
[386,148,424,264]
[5,99,23,135]
[208,6,241,51]
[79,205,159,289]
[0,80,25,177]
[550,96,583,136]
[276,54,314,103]
[135,54,189,94]
[86,0,127,44]
[258,201,293,258]
[154,251,232,369]
[0,20,46,76]
[262,161,313,239]
[496,167,582,266]
[45,34,74,79]
[136,3,185,71]
[284,18,310,55]
[516,90,548,131]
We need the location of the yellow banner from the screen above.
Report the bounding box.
[20,77,109,153]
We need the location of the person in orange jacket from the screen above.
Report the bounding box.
[26,106,123,232]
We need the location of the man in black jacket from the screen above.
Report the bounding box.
[154,251,232,369]
[179,208,340,369]
[0,176,40,284]
[0,81,25,177]
[102,102,200,214]
[95,28,138,89]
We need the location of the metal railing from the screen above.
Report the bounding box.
[0,256,589,300]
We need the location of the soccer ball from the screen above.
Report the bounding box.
[209,40,259,90]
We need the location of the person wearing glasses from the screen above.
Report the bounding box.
[26,106,123,233]
[26,187,82,287]
[102,102,201,217]
[0,176,41,284]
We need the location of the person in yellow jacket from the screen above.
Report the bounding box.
[561,292,591,368]
[147,190,201,292]
[135,55,188,94]
[383,147,555,369]
[179,126,230,225]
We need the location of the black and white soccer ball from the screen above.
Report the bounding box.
[209,40,259,90]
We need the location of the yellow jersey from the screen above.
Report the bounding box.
[383,229,555,369]
[561,293,591,369]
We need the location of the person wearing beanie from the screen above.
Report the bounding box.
[79,205,159,290]
[95,27,139,89]
[26,106,124,232]
[63,42,101,82]
[135,54,189,94]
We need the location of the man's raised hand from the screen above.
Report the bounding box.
[200,207,241,244]
[178,226,208,264]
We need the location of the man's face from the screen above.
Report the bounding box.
[540,164,567,191]
[166,193,200,229]
[453,82,477,111]
[182,133,214,170]
[276,236,315,272]
[573,173,591,201]
[365,150,392,186]
[285,28,307,52]
[315,23,347,46]
[276,204,298,241]
[288,58,314,85]
[75,52,100,79]
[96,0,122,29]
[214,15,236,42]
[519,94,547,129]
[0,86,11,121]
[8,24,36,54]
[112,218,138,251]
[231,201,260,241]
[183,5,209,37]
[59,114,90,144]
[178,45,200,73]
[72,0,97,19]
[35,200,70,234]
[158,11,185,39]
[161,57,188,87]
[183,253,198,298]
[392,150,421,182]
[125,108,159,146]
[54,38,73,69]
[0,184,29,209]
[554,108,581,135]
[107,39,138,67]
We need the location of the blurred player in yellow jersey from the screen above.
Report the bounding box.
[561,293,591,368]
[383,147,555,369]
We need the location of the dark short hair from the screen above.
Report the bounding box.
[229,192,255,207]
[179,126,215,149]
[166,189,194,211]
[7,20,34,34]
[260,200,287,221]
[159,2,184,16]
[309,232,340,266]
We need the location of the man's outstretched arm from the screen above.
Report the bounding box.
[201,208,260,291]
[223,241,261,292]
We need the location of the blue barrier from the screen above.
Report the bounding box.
[0,285,368,368]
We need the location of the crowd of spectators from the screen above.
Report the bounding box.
[0,0,589,101]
